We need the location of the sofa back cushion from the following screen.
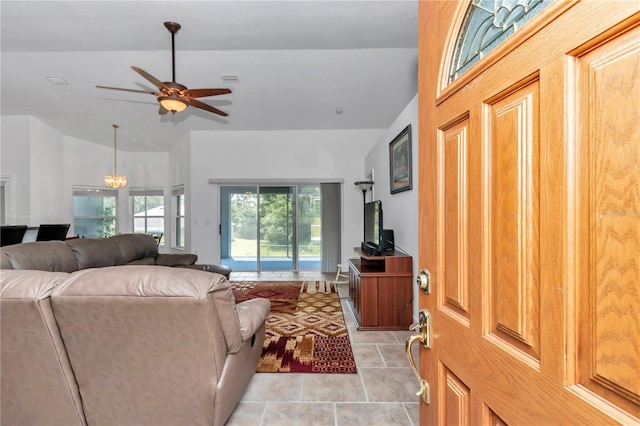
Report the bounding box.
[1,251,12,270]
[0,241,79,272]
[1,270,86,425]
[65,238,124,269]
[155,253,198,266]
[110,234,158,264]
[50,266,241,426]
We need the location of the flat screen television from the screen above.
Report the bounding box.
[364,200,383,248]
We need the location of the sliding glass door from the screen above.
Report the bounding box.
[220,185,322,272]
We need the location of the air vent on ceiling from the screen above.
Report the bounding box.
[46,77,70,85]
[220,74,239,82]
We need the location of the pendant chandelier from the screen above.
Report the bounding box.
[104,124,127,188]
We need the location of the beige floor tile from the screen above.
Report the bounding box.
[392,329,413,343]
[225,402,265,425]
[261,402,336,426]
[241,373,303,402]
[351,344,385,368]
[335,402,413,426]
[301,373,367,402]
[230,272,423,425]
[359,368,418,402]
[378,344,412,368]
[337,284,349,299]
[403,402,420,426]
[349,328,399,344]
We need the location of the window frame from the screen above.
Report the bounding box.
[172,186,185,249]
[130,189,165,246]
[72,187,118,238]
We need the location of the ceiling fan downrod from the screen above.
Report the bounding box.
[164,22,181,83]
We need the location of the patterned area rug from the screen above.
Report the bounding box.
[231,281,357,374]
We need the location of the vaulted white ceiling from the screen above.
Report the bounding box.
[1,1,418,152]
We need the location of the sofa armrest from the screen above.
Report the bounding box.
[155,253,197,266]
[236,298,271,342]
[175,263,232,279]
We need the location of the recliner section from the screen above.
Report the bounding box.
[0,265,270,426]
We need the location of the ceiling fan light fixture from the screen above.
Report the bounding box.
[159,96,188,113]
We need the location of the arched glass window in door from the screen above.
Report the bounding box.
[449,0,553,83]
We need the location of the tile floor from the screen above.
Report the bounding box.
[226,271,420,426]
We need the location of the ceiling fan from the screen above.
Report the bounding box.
[97,21,231,117]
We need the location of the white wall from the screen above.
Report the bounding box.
[364,94,419,320]
[188,129,382,265]
[2,116,170,242]
[1,116,32,225]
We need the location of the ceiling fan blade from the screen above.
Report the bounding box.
[96,85,159,95]
[131,66,170,91]
[189,99,229,117]
[184,88,232,98]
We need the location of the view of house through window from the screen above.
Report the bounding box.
[73,188,117,238]
[131,190,164,245]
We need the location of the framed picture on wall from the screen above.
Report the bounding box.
[389,124,412,194]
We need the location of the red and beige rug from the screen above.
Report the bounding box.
[231,280,357,374]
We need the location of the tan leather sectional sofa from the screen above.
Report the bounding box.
[0,233,232,278]
[0,235,270,426]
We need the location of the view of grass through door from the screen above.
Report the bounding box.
[220,185,321,271]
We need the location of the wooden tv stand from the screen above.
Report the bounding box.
[346,247,413,330]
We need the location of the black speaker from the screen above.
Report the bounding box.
[380,229,394,252]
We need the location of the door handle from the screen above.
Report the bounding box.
[406,309,431,404]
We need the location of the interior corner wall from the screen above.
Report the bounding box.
[30,118,66,225]
[364,94,419,321]
[188,129,382,265]
[1,116,32,225]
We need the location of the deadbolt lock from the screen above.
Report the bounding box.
[416,269,431,294]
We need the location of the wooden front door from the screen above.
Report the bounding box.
[415,1,640,424]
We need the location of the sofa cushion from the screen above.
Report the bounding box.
[1,251,12,270]
[110,234,158,263]
[125,257,156,265]
[1,241,79,272]
[175,263,231,279]
[155,253,198,266]
[1,270,87,426]
[66,238,124,269]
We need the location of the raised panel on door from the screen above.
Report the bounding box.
[439,364,471,426]
[487,78,541,362]
[575,25,640,417]
[439,117,471,325]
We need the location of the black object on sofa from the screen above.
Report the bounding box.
[0,233,232,278]
[36,223,71,241]
[1,225,28,246]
